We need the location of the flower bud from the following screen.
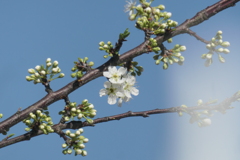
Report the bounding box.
[62,143,67,148]
[67,149,72,154]
[197,99,203,106]
[180,46,186,51]
[103,44,108,49]
[221,41,230,47]
[53,61,58,67]
[46,62,52,67]
[26,76,33,81]
[69,133,76,138]
[25,128,31,132]
[82,150,87,156]
[201,118,211,126]
[99,41,104,46]
[75,149,82,155]
[83,138,89,143]
[28,68,35,74]
[223,48,230,54]
[217,30,222,35]
[144,7,151,13]
[59,73,65,78]
[158,5,165,10]
[78,128,84,133]
[163,63,168,70]
[65,130,71,135]
[88,61,94,67]
[35,65,41,71]
[77,113,83,119]
[155,59,161,65]
[71,73,76,78]
[164,12,172,19]
[206,53,212,59]
[40,70,46,75]
[46,58,51,63]
[79,143,85,149]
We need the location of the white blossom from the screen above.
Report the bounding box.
[124,0,137,14]
[103,66,127,84]
[122,74,139,98]
[99,81,124,105]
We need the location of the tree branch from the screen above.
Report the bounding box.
[1,90,239,149]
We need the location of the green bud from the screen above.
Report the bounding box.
[218,54,225,63]
[201,54,207,59]
[59,73,65,78]
[0,113,3,118]
[88,61,94,67]
[76,71,83,78]
[67,149,72,154]
[163,63,168,70]
[25,128,31,132]
[157,5,165,10]
[81,150,87,156]
[99,47,104,50]
[99,41,104,46]
[178,112,183,116]
[179,56,185,62]
[84,57,88,62]
[167,38,172,43]
[155,59,161,65]
[26,76,34,81]
[71,73,76,78]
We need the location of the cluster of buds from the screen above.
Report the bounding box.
[99,41,116,58]
[202,30,230,67]
[179,100,212,127]
[127,61,144,76]
[71,57,94,79]
[59,99,96,124]
[26,58,64,84]
[125,0,178,35]
[23,110,54,134]
[62,128,88,156]
[154,44,186,69]
[147,38,161,53]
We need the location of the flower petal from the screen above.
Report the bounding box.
[131,87,139,96]
[103,72,112,78]
[118,98,123,107]
[108,94,117,105]
[99,89,107,97]
[104,81,111,88]
[118,67,127,76]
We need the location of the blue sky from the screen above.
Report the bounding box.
[0,0,240,160]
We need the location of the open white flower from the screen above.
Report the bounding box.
[117,74,138,107]
[122,74,139,98]
[124,0,137,15]
[103,66,127,84]
[99,81,124,105]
